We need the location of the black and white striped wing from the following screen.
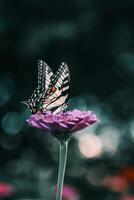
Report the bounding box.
[25,60,54,114]
[38,59,53,91]
[42,62,70,113]
[51,62,70,95]
[30,60,54,99]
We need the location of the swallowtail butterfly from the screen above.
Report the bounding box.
[22,60,70,114]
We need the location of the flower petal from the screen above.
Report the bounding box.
[27,109,99,137]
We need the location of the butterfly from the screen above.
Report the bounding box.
[22,60,70,114]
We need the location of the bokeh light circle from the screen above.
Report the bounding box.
[1,112,24,134]
[78,134,102,158]
[0,84,11,106]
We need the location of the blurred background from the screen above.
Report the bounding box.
[0,0,134,199]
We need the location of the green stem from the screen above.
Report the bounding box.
[56,140,68,200]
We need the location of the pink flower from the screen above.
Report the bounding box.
[103,176,128,193]
[0,182,15,198]
[54,185,79,200]
[27,109,98,139]
[121,195,134,200]
[62,185,79,199]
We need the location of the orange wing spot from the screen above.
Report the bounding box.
[51,86,57,92]
[46,86,57,95]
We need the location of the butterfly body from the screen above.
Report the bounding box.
[23,60,70,114]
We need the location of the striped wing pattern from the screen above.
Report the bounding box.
[23,60,70,114]
[38,59,53,91]
[31,60,53,100]
[42,62,70,113]
[50,62,70,90]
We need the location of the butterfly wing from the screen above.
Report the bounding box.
[50,62,70,89]
[23,60,54,113]
[30,60,53,100]
[42,62,70,113]
[38,60,54,91]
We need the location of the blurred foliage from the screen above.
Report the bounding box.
[0,0,134,199]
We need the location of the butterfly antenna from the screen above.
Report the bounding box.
[21,101,29,106]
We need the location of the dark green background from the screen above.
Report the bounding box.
[0,0,134,199]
